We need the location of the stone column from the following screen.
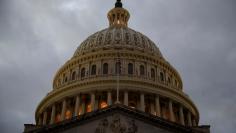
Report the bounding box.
[38,116,42,125]
[42,111,47,125]
[124,91,128,106]
[179,105,185,125]
[61,99,67,121]
[81,94,86,114]
[168,100,175,122]
[91,92,95,111]
[155,95,161,117]
[192,119,197,126]
[74,95,80,117]
[150,103,155,115]
[187,111,192,126]
[107,91,112,106]
[140,93,145,112]
[50,104,56,124]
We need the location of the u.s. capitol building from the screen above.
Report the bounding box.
[24,1,210,133]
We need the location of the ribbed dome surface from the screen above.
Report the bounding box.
[73,27,163,58]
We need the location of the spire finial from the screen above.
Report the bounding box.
[115,0,122,8]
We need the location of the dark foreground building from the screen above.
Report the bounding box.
[24,1,210,133]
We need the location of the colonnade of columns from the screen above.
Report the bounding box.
[37,91,196,127]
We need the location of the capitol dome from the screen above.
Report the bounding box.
[73,27,163,58]
[35,0,199,128]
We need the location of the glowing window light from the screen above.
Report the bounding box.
[55,114,61,123]
[78,107,82,115]
[100,101,108,108]
[87,104,91,112]
[130,106,135,109]
[65,110,72,119]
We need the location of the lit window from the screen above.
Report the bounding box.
[65,110,72,119]
[86,104,91,112]
[100,101,108,108]
[55,114,61,123]
[78,106,83,116]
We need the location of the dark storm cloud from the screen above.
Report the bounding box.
[0,0,235,132]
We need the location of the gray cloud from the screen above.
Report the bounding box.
[0,0,235,132]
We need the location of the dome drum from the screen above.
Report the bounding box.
[53,52,183,91]
[35,85,199,127]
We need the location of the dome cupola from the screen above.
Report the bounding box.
[108,0,130,27]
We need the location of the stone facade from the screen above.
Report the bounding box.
[24,105,210,133]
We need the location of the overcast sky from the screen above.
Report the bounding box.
[0,0,235,133]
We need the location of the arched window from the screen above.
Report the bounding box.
[71,71,76,80]
[64,77,68,83]
[81,68,85,78]
[128,63,133,75]
[91,65,96,75]
[160,72,164,81]
[103,63,108,74]
[140,65,145,76]
[151,68,155,79]
[168,77,171,84]
[115,62,121,74]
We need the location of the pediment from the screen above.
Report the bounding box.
[27,104,208,133]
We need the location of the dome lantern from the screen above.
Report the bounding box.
[108,0,130,27]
